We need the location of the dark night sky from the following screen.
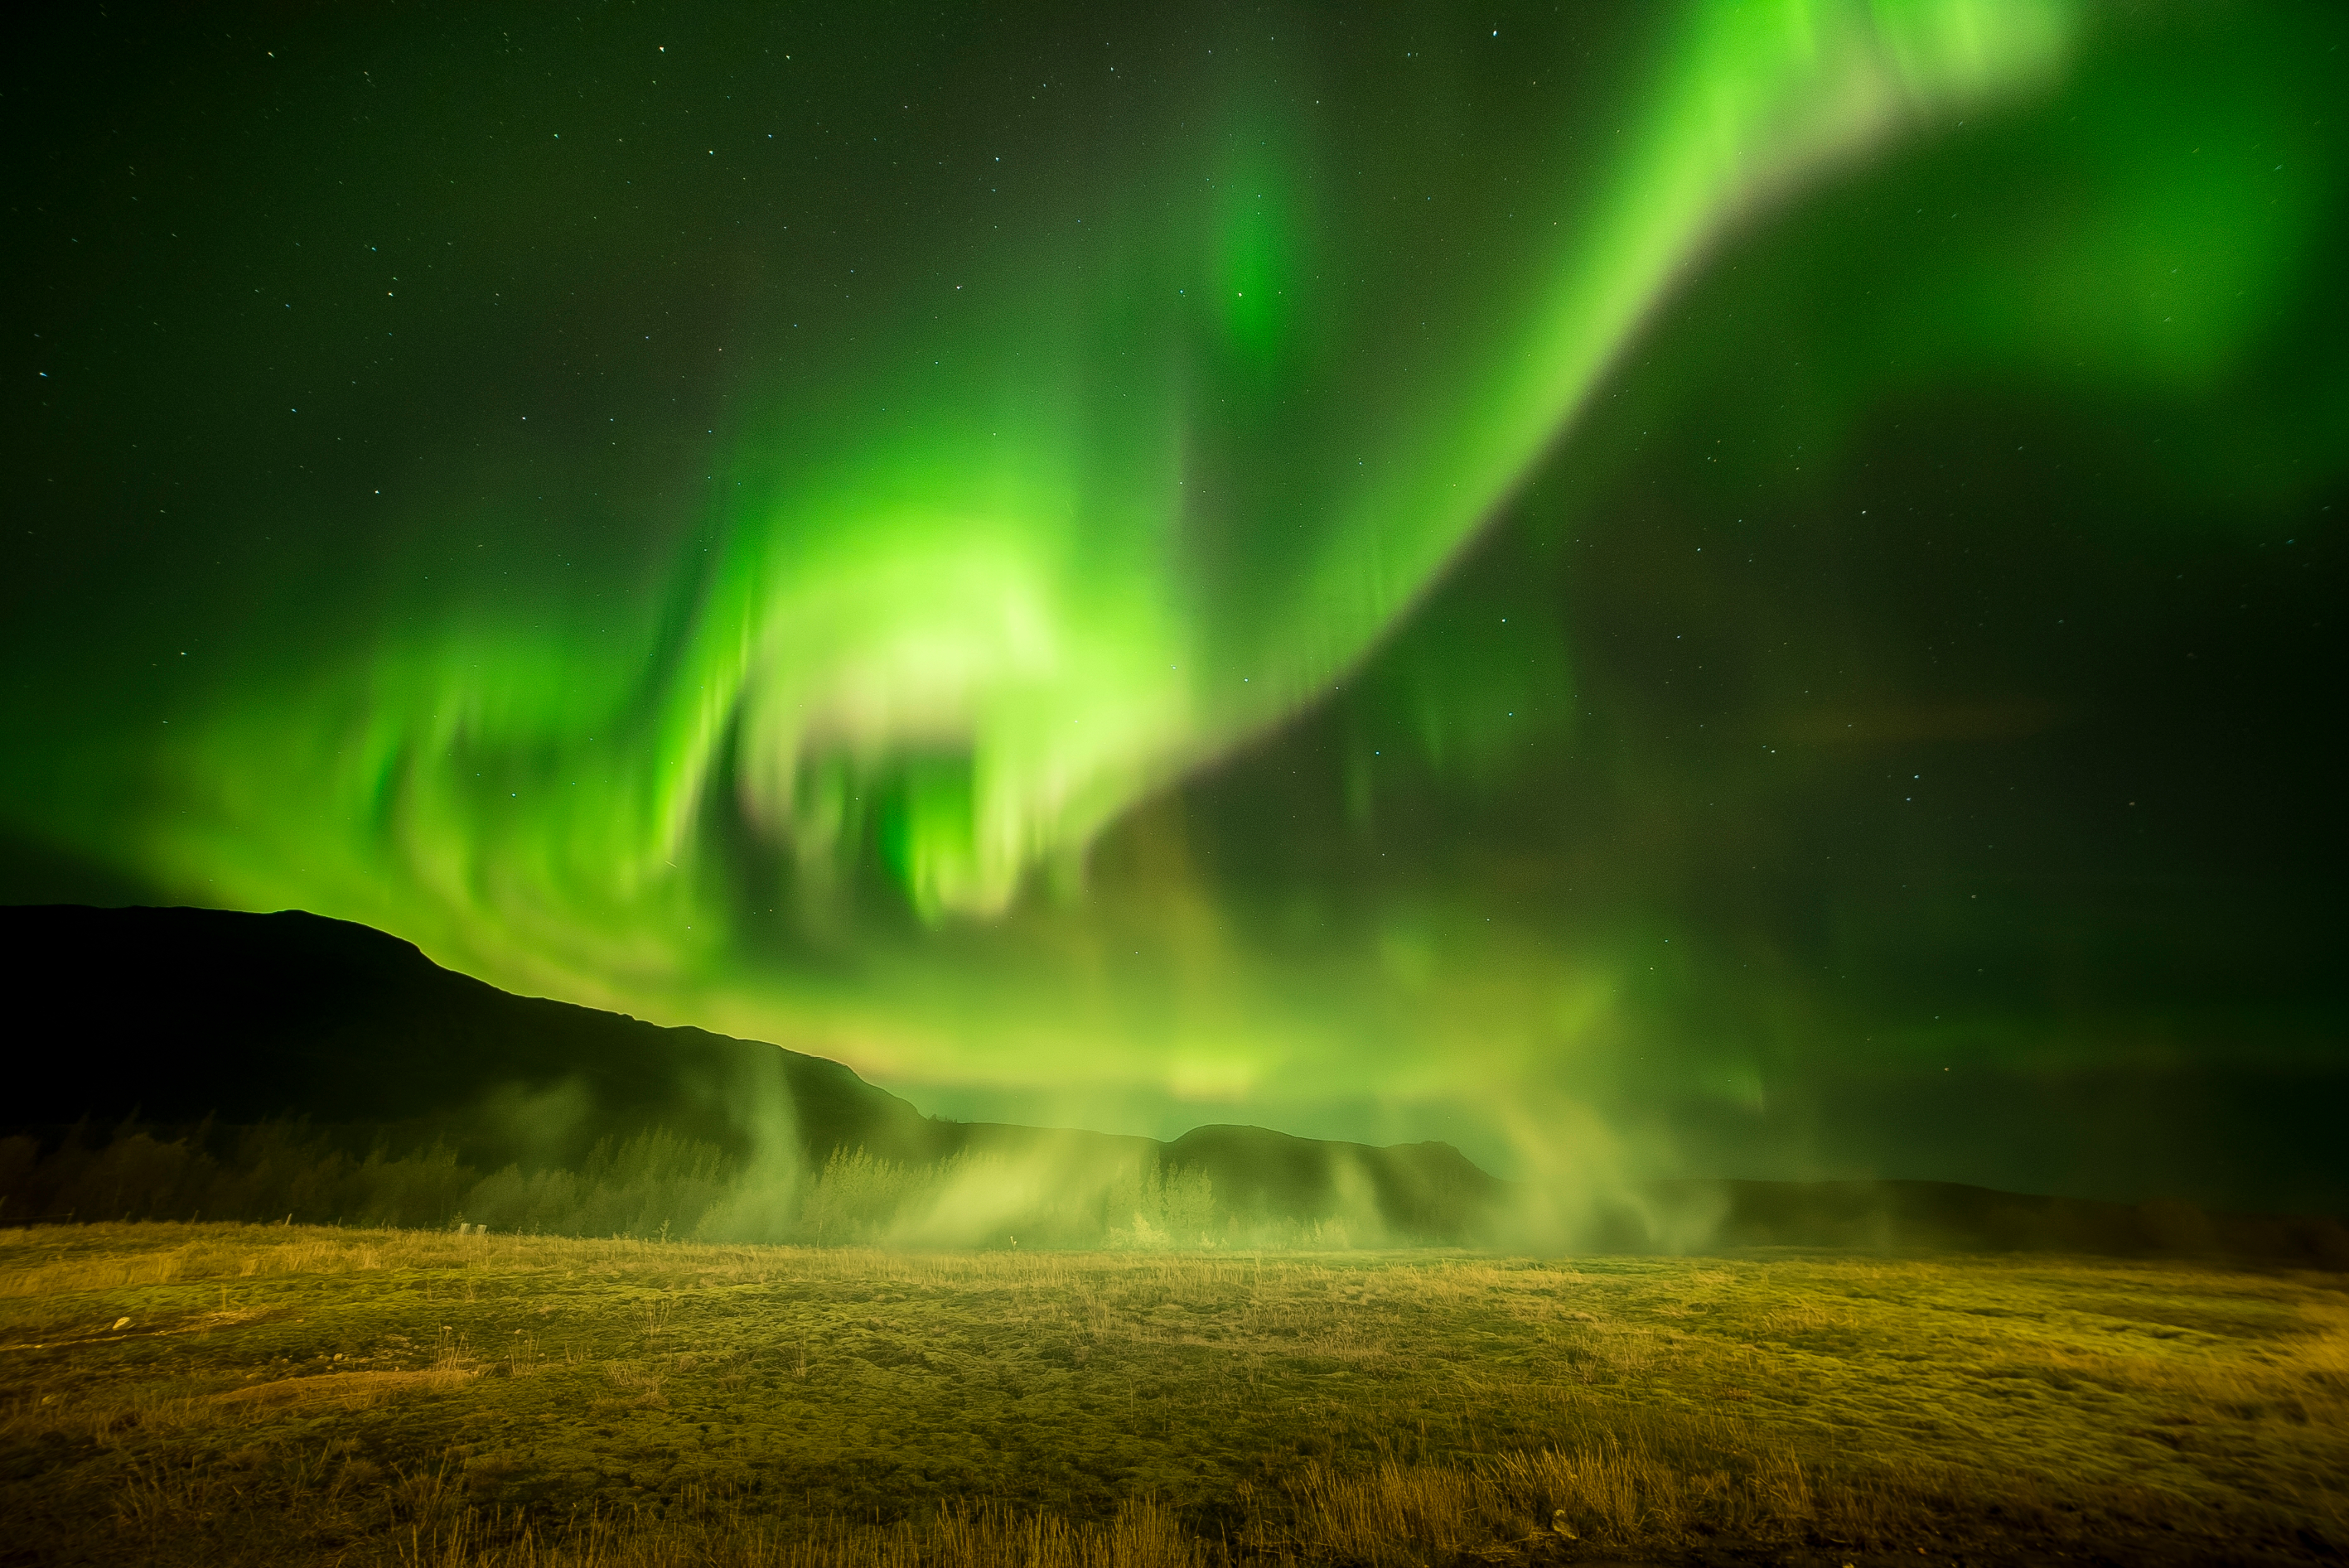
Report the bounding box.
[4,2,2343,1213]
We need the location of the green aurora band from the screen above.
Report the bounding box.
[6,1,2345,1204]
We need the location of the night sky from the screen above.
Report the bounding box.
[5,3,2343,1213]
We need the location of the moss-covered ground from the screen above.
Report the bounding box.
[0,1223,2342,1565]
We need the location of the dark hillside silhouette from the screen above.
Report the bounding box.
[0,905,1506,1239]
[5,905,2338,1264]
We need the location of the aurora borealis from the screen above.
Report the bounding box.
[5,2,2344,1212]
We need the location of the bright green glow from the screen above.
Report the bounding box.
[143,0,2076,925]
[7,0,2342,1201]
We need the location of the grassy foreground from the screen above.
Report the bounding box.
[0,1226,2342,1566]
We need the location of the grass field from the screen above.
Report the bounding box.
[0,1224,2342,1566]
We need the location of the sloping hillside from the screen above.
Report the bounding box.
[0,905,1506,1240]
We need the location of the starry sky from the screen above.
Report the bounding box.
[5,2,2344,1213]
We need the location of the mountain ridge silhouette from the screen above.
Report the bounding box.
[0,903,1502,1238]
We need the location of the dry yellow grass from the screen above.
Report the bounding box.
[0,1223,2342,1565]
[387,1495,1206,1568]
[217,1367,479,1408]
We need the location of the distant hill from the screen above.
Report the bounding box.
[1161,1124,1499,1238]
[0,904,1506,1240]
[1646,1177,2349,1270]
[3,905,2337,1265]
